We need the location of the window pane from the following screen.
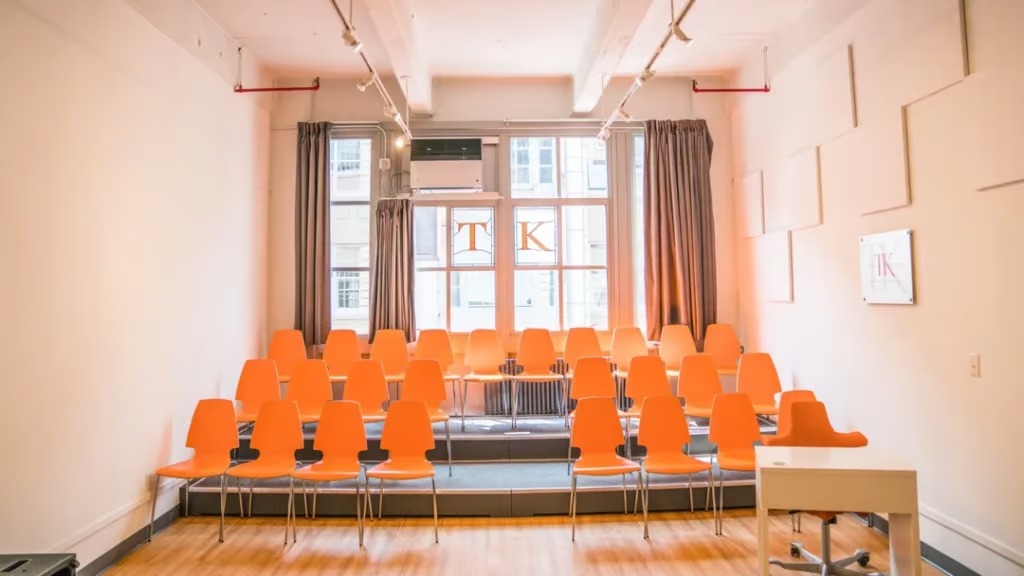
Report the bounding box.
[415,270,446,330]
[560,137,608,198]
[510,137,557,198]
[515,270,560,331]
[633,134,646,335]
[414,206,447,268]
[563,269,608,330]
[514,206,558,266]
[450,271,496,332]
[331,204,370,267]
[562,205,606,266]
[451,207,494,267]
[331,271,369,332]
[330,139,372,200]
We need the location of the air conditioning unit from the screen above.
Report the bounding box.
[409,138,483,191]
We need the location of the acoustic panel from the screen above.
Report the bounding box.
[968,73,1024,192]
[814,44,858,142]
[764,146,822,232]
[858,107,910,215]
[752,231,793,303]
[736,170,764,237]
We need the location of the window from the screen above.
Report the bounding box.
[330,137,373,333]
[632,134,646,336]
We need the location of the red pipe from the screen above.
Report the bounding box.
[691,79,770,93]
[234,78,321,93]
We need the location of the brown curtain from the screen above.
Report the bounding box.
[294,121,332,351]
[643,119,717,344]
[369,198,415,342]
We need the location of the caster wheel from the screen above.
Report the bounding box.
[857,553,870,568]
[790,544,800,558]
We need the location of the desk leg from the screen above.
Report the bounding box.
[757,505,769,576]
[889,512,921,576]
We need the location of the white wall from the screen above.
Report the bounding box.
[267,75,737,340]
[0,0,270,566]
[730,0,1024,573]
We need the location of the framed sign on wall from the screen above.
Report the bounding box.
[859,229,914,304]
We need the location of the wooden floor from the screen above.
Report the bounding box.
[109,510,941,575]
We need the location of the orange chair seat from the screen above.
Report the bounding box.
[361,409,387,423]
[717,368,738,376]
[235,405,260,423]
[666,369,681,378]
[716,449,756,472]
[442,373,462,381]
[644,453,712,476]
[574,454,641,476]
[157,457,230,479]
[427,407,449,423]
[753,404,778,416]
[612,369,630,380]
[366,457,435,480]
[329,375,348,383]
[227,458,296,479]
[292,460,361,482]
[278,375,292,383]
[684,405,713,419]
[463,373,506,383]
[384,373,406,383]
[513,372,564,382]
[568,408,627,422]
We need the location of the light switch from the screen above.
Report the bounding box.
[969,353,981,377]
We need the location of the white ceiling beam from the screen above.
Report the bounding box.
[358,0,432,115]
[573,0,657,114]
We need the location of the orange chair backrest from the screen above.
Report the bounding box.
[250,400,304,459]
[569,357,616,400]
[737,352,782,406]
[678,354,722,408]
[624,355,672,404]
[313,401,367,464]
[637,395,690,455]
[564,327,602,372]
[401,359,446,410]
[516,328,557,374]
[323,329,361,378]
[708,393,761,451]
[285,359,332,414]
[464,329,506,375]
[380,400,435,459]
[658,325,697,370]
[235,359,280,406]
[775,389,817,438]
[570,397,626,455]
[771,401,868,448]
[414,329,454,372]
[186,398,240,457]
[268,329,307,378]
[342,359,390,414]
[370,329,409,377]
[610,326,648,371]
[703,323,741,371]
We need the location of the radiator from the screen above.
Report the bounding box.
[484,358,632,416]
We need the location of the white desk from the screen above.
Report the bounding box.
[755,446,921,576]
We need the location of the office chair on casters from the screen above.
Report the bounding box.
[763,401,881,576]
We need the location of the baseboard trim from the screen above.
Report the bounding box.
[859,513,981,576]
[79,508,177,576]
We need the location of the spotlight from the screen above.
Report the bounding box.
[342,28,363,52]
[634,68,655,88]
[356,73,375,92]
[672,24,692,44]
[394,136,406,149]
[597,128,610,142]
[617,108,633,122]
[384,105,398,118]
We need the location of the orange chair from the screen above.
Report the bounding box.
[323,329,361,383]
[460,329,507,431]
[342,359,390,423]
[365,400,440,543]
[414,329,461,415]
[622,355,673,459]
[610,326,648,379]
[369,329,409,393]
[765,389,817,443]
[284,359,332,423]
[149,398,238,542]
[402,359,454,475]
[737,352,782,416]
[563,327,603,378]
[565,356,620,471]
[637,396,715,538]
[708,392,761,535]
[678,354,722,419]
[234,359,280,424]
[703,323,741,375]
[658,324,697,379]
[511,328,565,429]
[568,397,646,541]
[765,401,872,575]
[269,329,307,382]
[227,400,303,544]
[291,401,367,547]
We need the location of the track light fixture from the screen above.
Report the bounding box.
[616,108,633,122]
[356,73,376,92]
[672,23,692,44]
[342,28,363,52]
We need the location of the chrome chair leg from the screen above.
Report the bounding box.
[378,478,385,520]
[510,380,518,430]
[431,476,439,544]
[688,473,695,513]
[445,419,453,477]
[184,479,190,517]
[640,471,649,540]
[236,476,244,518]
[312,482,318,520]
[460,380,469,432]
[355,477,364,548]
[621,474,628,515]
[570,475,578,542]
[248,479,254,517]
[218,474,226,543]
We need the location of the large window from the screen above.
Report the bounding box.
[330,138,372,333]
[632,134,646,336]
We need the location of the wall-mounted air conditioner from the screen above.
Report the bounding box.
[409,138,483,191]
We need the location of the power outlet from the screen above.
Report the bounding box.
[968,353,981,377]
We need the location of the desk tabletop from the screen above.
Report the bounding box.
[755,446,915,473]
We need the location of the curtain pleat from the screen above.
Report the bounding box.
[369,198,416,342]
[294,121,333,352]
